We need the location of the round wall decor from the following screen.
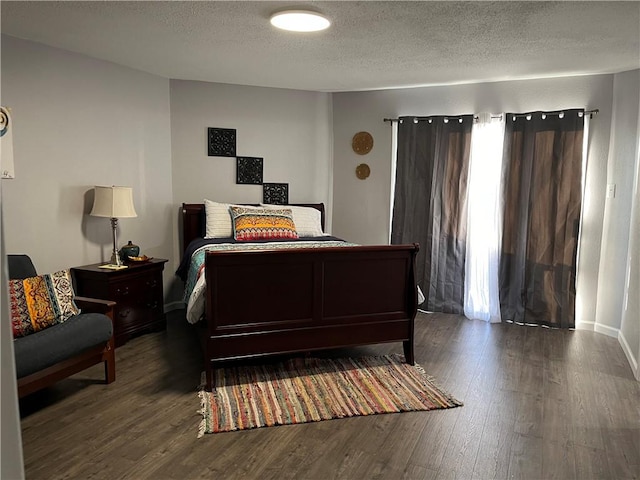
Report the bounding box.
[352,131,374,155]
[355,163,371,180]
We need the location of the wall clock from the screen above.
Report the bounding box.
[352,131,373,155]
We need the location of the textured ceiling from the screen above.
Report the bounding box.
[2,1,639,92]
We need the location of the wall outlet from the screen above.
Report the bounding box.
[606,183,616,198]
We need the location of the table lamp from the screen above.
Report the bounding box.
[90,185,137,267]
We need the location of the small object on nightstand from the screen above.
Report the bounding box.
[98,264,128,270]
[119,240,140,261]
[128,255,152,263]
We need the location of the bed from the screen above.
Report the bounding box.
[178,202,420,390]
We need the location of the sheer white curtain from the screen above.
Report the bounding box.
[575,114,590,325]
[389,122,398,244]
[464,113,505,322]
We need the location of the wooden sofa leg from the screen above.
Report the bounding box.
[103,338,116,384]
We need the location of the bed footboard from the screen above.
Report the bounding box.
[202,244,419,390]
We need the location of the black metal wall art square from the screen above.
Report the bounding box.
[236,157,264,185]
[208,127,236,157]
[263,183,289,205]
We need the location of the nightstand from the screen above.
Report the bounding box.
[72,258,168,347]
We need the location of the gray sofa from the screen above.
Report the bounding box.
[8,255,116,397]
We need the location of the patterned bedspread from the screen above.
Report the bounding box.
[183,240,357,324]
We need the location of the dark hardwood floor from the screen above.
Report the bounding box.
[18,310,640,479]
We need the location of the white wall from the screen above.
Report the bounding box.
[611,70,640,379]
[1,182,24,480]
[1,36,174,297]
[594,70,639,334]
[332,75,615,328]
[169,80,333,254]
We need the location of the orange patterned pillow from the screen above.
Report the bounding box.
[229,206,298,242]
[9,269,80,338]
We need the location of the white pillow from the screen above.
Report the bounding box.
[261,204,326,237]
[204,200,259,238]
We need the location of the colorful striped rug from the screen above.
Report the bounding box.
[197,354,462,435]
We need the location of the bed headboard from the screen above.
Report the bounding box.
[181,203,326,255]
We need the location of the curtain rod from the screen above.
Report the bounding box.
[383,109,599,123]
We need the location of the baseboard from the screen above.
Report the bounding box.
[578,321,638,381]
[575,320,595,331]
[618,330,640,381]
[594,322,620,338]
[576,320,619,339]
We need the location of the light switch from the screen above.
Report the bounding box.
[606,183,616,198]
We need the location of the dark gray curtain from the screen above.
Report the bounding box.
[500,110,584,328]
[391,116,473,314]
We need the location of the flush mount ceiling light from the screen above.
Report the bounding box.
[270,10,331,32]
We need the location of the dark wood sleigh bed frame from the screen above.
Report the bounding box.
[181,203,420,390]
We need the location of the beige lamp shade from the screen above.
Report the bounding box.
[90,186,137,218]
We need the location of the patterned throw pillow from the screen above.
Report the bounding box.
[9,269,80,338]
[229,206,298,242]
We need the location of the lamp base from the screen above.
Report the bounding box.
[107,217,126,268]
[110,250,124,266]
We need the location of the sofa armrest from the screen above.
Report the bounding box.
[74,296,116,321]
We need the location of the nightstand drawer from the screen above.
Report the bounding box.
[72,258,168,347]
[116,304,153,333]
